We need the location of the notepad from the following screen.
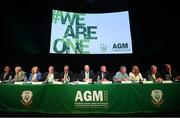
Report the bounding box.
[121,81,132,84]
[142,81,153,84]
[31,82,44,85]
[162,80,172,84]
[52,81,63,84]
[77,82,89,84]
[14,82,24,85]
[101,81,112,84]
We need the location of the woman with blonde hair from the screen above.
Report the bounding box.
[129,65,143,82]
[28,66,42,82]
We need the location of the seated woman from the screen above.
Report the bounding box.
[113,66,129,83]
[145,65,163,83]
[28,66,42,82]
[129,65,143,82]
[161,64,179,81]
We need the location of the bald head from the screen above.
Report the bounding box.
[151,65,157,74]
[64,65,69,72]
[84,65,90,72]
[15,66,22,73]
[48,66,54,73]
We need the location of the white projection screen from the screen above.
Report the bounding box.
[50,10,133,54]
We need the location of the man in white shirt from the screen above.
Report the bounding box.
[43,66,59,82]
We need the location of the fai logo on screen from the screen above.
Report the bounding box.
[151,89,164,107]
[100,44,107,52]
[112,43,128,51]
[74,90,108,108]
[21,90,33,106]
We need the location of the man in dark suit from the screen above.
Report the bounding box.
[96,65,112,82]
[59,65,74,82]
[0,65,14,81]
[42,66,59,82]
[145,65,163,82]
[79,65,95,82]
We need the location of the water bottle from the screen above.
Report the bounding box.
[8,76,12,82]
[63,78,66,84]
[67,76,70,83]
[77,78,79,84]
[97,76,100,83]
[24,76,27,84]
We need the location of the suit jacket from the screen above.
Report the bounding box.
[161,69,178,80]
[79,70,95,81]
[28,72,42,81]
[0,72,14,81]
[145,71,162,81]
[59,71,74,82]
[96,71,112,81]
[42,72,59,81]
[13,71,26,82]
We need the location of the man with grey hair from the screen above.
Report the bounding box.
[113,66,129,82]
[79,65,95,82]
[145,65,162,82]
[12,66,27,82]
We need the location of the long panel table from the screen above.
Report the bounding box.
[0,83,180,114]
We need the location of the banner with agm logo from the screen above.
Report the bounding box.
[50,10,133,54]
[0,84,180,114]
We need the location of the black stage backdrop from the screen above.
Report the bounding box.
[1,0,180,74]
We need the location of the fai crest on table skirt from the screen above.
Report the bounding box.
[151,89,164,107]
[21,90,33,106]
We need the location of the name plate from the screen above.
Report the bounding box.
[25,81,32,84]
[142,81,153,84]
[14,82,24,85]
[31,82,44,85]
[101,81,112,84]
[77,82,89,84]
[52,81,62,84]
[162,80,172,83]
[121,81,132,84]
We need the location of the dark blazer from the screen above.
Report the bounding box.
[42,72,60,81]
[161,69,178,80]
[79,70,95,81]
[145,71,162,81]
[59,71,74,82]
[96,71,112,81]
[0,72,14,81]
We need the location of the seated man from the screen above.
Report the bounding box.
[145,65,163,82]
[0,65,14,81]
[43,66,59,82]
[79,65,95,82]
[113,66,129,82]
[59,65,73,82]
[96,65,112,82]
[12,66,27,82]
[28,66,42,82]
[161,64,179,81]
